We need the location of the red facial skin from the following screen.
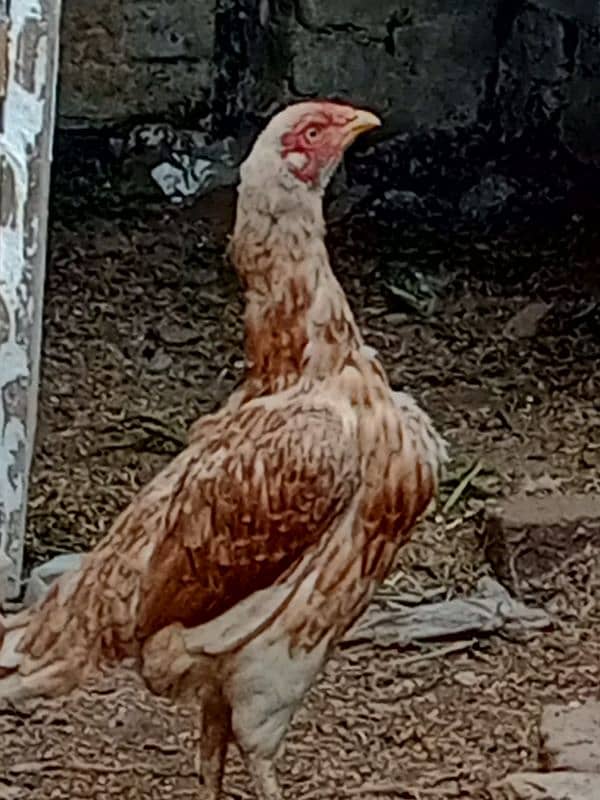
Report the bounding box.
[280,103,359,186]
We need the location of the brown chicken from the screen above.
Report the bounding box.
[0,101,447,799]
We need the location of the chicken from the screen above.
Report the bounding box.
[0,101,448,799]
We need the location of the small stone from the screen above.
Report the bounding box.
[147,349,173,372]
[453,669,479,687]
[157,322,201,346]
[503,302,552,340]
[0,785,20,799]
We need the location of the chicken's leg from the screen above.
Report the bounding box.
[198,690,231,799]
[245,755,283,800]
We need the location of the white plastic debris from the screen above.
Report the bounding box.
[117,122,240,203]
[23,553,83,607]
[0,551,14,607]
[151,157,216,201]
[345,577,551,646]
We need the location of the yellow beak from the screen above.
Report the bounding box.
[342,108,382,147]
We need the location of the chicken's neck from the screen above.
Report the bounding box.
[231,192,364,397]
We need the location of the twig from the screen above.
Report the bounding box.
[394,639,476,667]
[442,459,483,514]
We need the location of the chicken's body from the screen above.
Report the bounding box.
[0,102,447,799]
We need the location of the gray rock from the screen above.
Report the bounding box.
[496,5,572,131]
[502,301,552,340]
[485,493,600,593]
[490,772,600,800]
[541,701,600,772]
[527,0,600,27]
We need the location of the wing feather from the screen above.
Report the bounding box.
[133,402,361,638]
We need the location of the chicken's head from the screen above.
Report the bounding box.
[240,101,381,195]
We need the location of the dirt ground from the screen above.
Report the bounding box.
[1,188,599,799]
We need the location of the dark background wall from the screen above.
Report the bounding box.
[57,0,600,163]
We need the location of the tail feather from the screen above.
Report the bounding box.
[0,553,140,701]
[0,601,106,701]
[0,607,38,700]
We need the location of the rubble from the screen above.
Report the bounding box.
[484,494,600,595]
[540,701,600,772]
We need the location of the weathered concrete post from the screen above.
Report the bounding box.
[0,0,61,601]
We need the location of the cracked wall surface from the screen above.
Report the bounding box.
[287,1,498,133]
[58,0,215,126]
[57,0,600,161]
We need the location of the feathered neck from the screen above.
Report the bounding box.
[230,175,364,396]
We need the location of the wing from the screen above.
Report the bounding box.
[0,398,362,697]
[118,400,361,641]
[8,399,361,687]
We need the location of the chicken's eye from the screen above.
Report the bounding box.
[304,127,320,142]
